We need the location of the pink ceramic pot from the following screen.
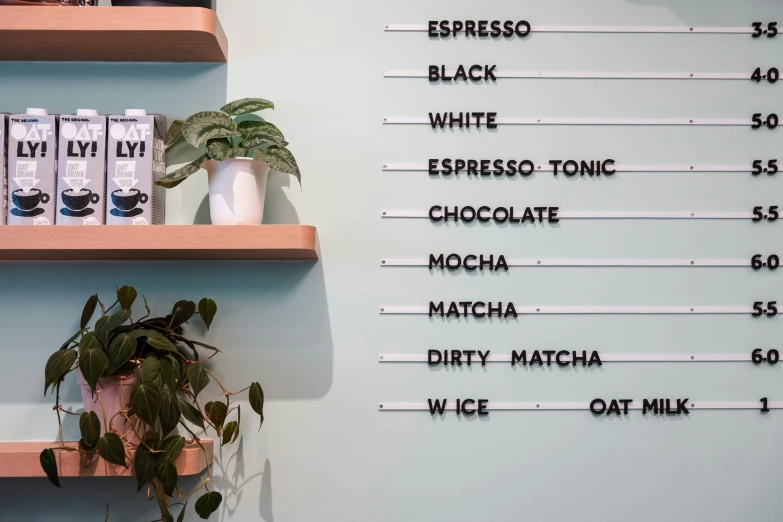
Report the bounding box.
[77,370,136,436]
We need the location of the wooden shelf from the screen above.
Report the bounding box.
[0,225,319,261]
[0,7,228,62]
[0,440,213,478]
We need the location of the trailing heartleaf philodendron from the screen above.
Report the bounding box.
[157,97,302,189]
[41,286,264,521]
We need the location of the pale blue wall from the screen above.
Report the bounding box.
[1,0,782,520]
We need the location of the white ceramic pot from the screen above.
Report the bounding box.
[77,370,136,436]
[204,157,270,225]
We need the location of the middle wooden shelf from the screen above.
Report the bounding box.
[0,224,319,261]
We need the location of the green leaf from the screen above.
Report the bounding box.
[177,398,205,430]
[147,336,179,355]
[44,349,76,395]
[108,333,136,375]
[79,411,101,449]
[156,482,174,522]
[204,401,227,429]
[155,457,178,496]
[79,331,101,350]
[116,286,137,311]
[195,491,222,519]
[165,119,184,148]
[141,355,164,388]
[254,146,301,186]
[170,300,196,328]
[187,364,210,398]
[238,121,286,148]
[160,356,181,392]
[130,381,161,426]
[159,389,181,435]
[220,98,274,116]
[96,433,127,468]
[249,382,265,429]
[58,328,86,351]
[233,404,241,443]
[107,309,132,335]
[182,111,240,148]
[206,138,244,161]
[134,443,156,491]
[191,340,221,353]
[156,154,209,189]
[81,294,98,329]
[79,343,108,394]
[93,316,109,346]
[129,329,164,340]
[142,429,161,448]
[177,502,188,522]
[96,310,131,347]
[196,298,217,330]
[221,421,238,446]
[160,435,186,462]
[39,448,60,487]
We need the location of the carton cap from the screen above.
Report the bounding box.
[26,108,48,116]
[76,109,98,116]
[125,109,147,116]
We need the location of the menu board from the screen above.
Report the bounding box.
[377,16,781,417]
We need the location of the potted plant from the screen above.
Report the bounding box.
[158,97,301,225]
[41,286,265,521]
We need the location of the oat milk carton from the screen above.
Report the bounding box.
[0,113,7,225]
[7,109,57,226]
[56,110,106,225]
[106,110,166,225]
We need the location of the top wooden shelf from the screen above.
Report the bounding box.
[0,6,228,62]
[0,225,319,261]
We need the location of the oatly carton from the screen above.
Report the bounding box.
[56,110,106,225]
[0,113,7,225]
[7,109,57,226]
[106,110,166,225]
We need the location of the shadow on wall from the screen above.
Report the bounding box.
[0,259,330,520]
[0,452,275,522]
[0,62,227,117]
[0,260,333,406]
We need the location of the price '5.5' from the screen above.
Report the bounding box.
[752,160,778,175]
[752,206,779,222]
[752,301,778,317]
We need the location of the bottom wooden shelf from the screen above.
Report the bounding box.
[0,440,213,478]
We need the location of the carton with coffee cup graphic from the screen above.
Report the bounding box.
[106,110,166,225]
[55,110,106,225]
[7,109,57,226]
[0,113,7,225]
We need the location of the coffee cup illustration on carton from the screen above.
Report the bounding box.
[7,108,57,225]
[0,113,7,225]
[55,109,107,225]
[106,109,166,225]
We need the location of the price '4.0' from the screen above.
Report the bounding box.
[751,67,779,83]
